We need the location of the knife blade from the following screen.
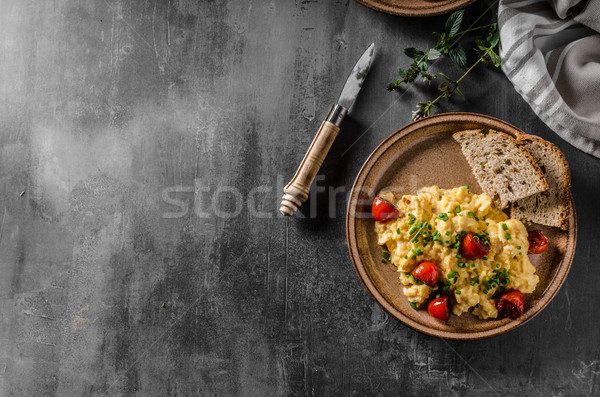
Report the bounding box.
[280,43,376,216]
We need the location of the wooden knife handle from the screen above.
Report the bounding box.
[280,119,341,216]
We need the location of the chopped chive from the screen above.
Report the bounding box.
[482,256,488,260]
[428,224,432,230]
[485,276,491,282]
[462,185,469,189]
[445,240,450,244]
[502,223,508,231]
[381,259,386,263]
[456,290,461,295]
[467,211,479,221]
[412,255,416,260]
[382,251,391,261]
[408,213,415,219]
[453,277,458,284]
[455,205,461,213]
[408,225,418,235]
[437,213,449,221]
[447,272,457,279]
[517,246,521,250]
[445,231,451,236]
[496,264,500,268]
[436,294,441,299]
[505,232,511,240]
[471,263,476,268]
[404,255,408,259]
[410,222,429,243]
[410,302,417,309]
[396,228,401,234]
[458,262,466,268]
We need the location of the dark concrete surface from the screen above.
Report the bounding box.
[0,0,599,396]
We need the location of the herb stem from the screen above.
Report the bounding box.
[455,53,487,84]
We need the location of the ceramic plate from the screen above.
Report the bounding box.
[346,113,577,340]
[355,0,477,17]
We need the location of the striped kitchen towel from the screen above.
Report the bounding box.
[499,0,600,158]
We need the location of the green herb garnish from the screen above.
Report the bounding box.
[410,222,430,243]
[437,213,449,221]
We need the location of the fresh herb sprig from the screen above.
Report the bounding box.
[387,9,501,120]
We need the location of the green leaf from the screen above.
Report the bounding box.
[398,67,407,77]
[449,45,467,69]
[487,29,500,47]
[487,49,502,67]
[428,48,442,60]
[445,10,464,36]
[404,47,425,60]
[475,37,488,51]
[419,62,429,71]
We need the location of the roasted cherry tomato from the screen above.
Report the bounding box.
[428,296,451,322]
[459,232,490,259]
[497,289,525,319]
[411,261,439,286]
[527,231,549,254]
[371,196,399,222]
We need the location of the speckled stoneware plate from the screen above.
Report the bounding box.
[355,0,476,17]
[346,112,577,340]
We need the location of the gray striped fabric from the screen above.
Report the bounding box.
[499,0,600,158]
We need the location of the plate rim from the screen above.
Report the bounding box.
[345,112,577,340]
[355,0,477,17]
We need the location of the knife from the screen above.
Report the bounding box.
[279,43,376,216]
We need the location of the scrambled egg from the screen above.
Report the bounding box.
[375,186,539,319]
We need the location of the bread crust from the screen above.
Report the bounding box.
[515,134,571,230]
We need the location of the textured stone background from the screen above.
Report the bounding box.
[0,0,599,395]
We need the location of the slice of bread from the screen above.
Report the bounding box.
[511,136,571,230]
[453,129,548,209]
